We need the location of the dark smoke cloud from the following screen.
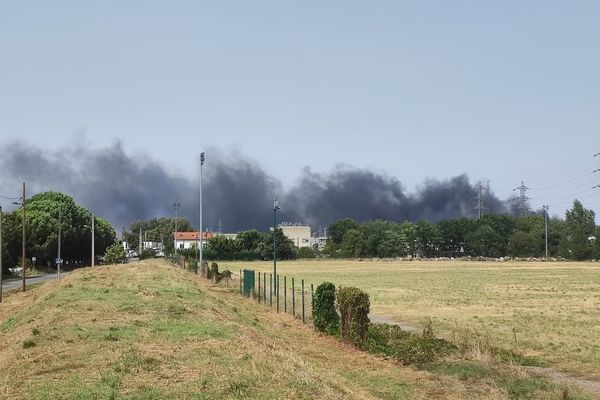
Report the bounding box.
[0,141,509,232]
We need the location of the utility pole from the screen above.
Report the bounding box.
[543,205,549,259]
[173,202,180,254]
[91,214,95,267]
[139,227,142,258]
[57,207,62,278]
[0,205,3,302]
[513,181,530,216]
[199,152,205,274]
[474,182,486,219]
[21,182,26,292]
[273,197,280,283]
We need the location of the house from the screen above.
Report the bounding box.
[173,231,214,251]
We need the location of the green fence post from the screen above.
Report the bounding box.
[258,272,261,303]
[276,274,280,313]
[284,276,287,313]
[263,272,266,304]
[269,274,272,307]
[292,277,295,317]
[311,283,314,307]
[239,269,242,295]
[302,279,305,324]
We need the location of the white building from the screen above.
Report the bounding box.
[280,224,311,248]
[173,231,213,251]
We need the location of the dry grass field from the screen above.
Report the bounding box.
[221,260,600,380]
[0,259,593,399]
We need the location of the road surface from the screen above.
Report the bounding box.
[2,273,66,293]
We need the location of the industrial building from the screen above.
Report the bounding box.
[279,223,311,248]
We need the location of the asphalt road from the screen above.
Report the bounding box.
[1,273,66,293]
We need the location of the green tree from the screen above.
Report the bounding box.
[125,217,194,255]
[340,229,365,258]
[328,218,359,247]
[560,200,596,260]
[4,192,115,267]
[437,218,474,257]
[466,225,504,257]
[104,242,126,264]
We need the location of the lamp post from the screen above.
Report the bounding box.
[199,152,205,274]
[12,183,26,292]
[273,197,280,282]
[543,205,549,259]
[173,202,180,255]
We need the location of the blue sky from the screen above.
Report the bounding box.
[1,1,599,217]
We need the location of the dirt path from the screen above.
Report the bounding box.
[370,313,600,396]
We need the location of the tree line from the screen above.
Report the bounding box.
[324,200,600,261]
[1,192,115,275]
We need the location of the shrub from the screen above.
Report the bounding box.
[297,247,316,259]
[139,248,156,260]
[23,339,36,349]
[337,287,370,347]
[104,242,127,264]
[208,262,219,280]
[367,322,456,365]
[312,282,339,335]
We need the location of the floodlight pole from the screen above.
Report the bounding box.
[543,205,549,259]
[199,152,205,274]
[273,197,280,283]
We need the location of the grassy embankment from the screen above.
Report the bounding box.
[0,259,593,399]
[221,260,600,379]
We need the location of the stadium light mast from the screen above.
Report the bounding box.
[198,152,205,274]
[273,197,280,282]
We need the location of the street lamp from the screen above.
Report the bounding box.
[273,197,280,283]
[12,182,26,292]
[199,152,205,274]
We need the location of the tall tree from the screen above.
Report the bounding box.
[560,200,596,260]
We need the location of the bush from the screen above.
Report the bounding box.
[297,247,316,259]
[104,242,127,264]
[312,282,339,335]
[367,322,456,365]
[139,248,156,260]
[208,262,219,280]
[337,287,370,348]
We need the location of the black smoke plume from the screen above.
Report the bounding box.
[0,141,508,231]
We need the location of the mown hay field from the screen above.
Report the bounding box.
[221,259,600,379]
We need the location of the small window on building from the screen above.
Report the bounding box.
[302,238,309,243]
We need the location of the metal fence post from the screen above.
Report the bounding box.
[269,274,272,307]
[284,276,287,313]
[239,269,242,295]
[292,277,295,317]
[311,283,314,308]
[258,271,261,303]
[302,279,305,324]
[263,272,266,304]
[276,274,280,313]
